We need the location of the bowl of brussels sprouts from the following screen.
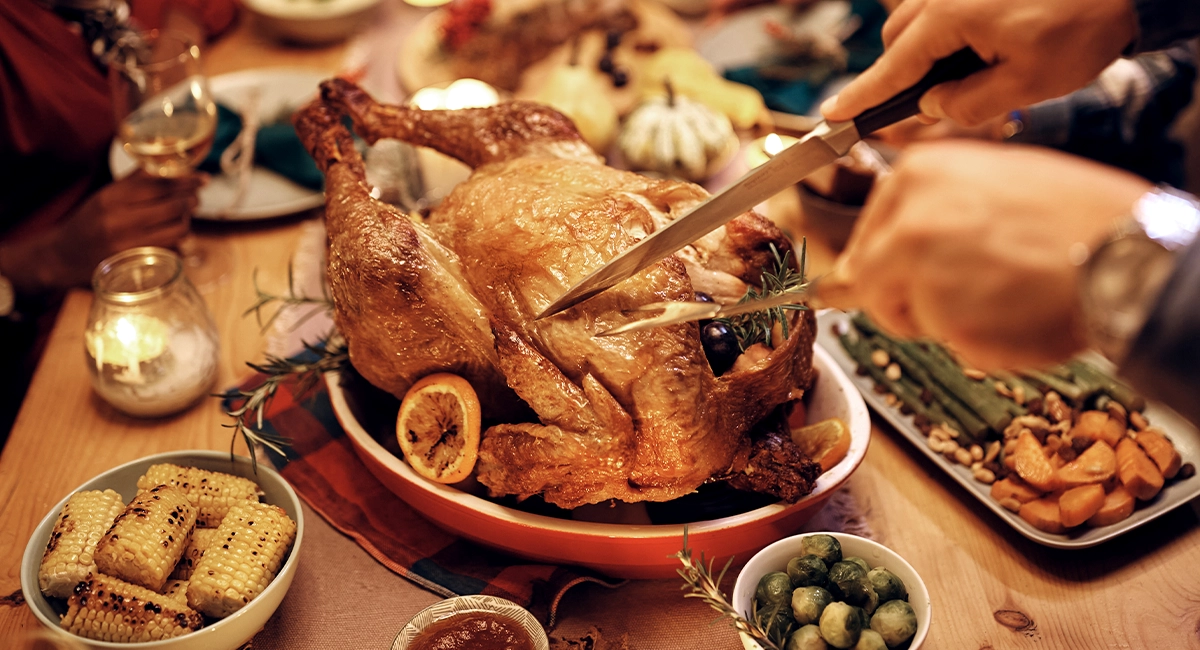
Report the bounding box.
[732,532,931,650]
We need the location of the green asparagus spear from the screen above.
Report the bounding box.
[866,333,990,442]
[1066,360,1146,412]
[839,332,960,432]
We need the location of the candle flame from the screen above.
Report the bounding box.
[763,133,785,157]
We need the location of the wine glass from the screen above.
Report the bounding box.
[109,30,230,289]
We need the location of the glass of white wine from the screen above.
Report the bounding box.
[109,31,229,289]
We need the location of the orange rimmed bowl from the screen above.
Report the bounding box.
[326,343,869,579]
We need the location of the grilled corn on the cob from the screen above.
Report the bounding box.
[137,464,262,528]
[170,527,218,580]
[186,501,297,618]
[94,485,196,592]
[60,574,203,642]
[163,579,190,605]
[39,489,125,598]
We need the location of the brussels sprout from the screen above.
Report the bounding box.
[852,629,888,650]
[801,534,843,565]
[844,556,871,573]
[788,554,830,588]
[867,568,908,604]
[786,624,830,650]
[766,606,798,640]
[828,561,872,607]
[819,601,863,649]
[757,571,795,610]
[791,586,833,625]
[863,587,879,617]
[870,600,918,648]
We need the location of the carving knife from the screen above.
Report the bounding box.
[595,274,851,336]
[536,48,987,320]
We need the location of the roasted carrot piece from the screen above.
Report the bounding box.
[1019,496,1066,534]
[1087,485,1136,527]
[1057,440,1116,488]
[1013,430,1060,492]
[1116,438,1164,501]
[1135,429,1182,479]
[1069,411,1108,445]
[1058,484,1106,528]
[990,476,1044,504]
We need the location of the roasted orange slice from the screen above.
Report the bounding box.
[396,373,482,484]
[791,417,852,473]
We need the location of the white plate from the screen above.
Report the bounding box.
[816,310,1200,549]
[111,68,328,221]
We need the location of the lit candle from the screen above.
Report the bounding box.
[86,314,169,385]
[410,79,500,203]
[746,133,800,169]
[85,247,220,418]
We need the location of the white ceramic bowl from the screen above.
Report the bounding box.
[21,451,304,650]
[330,342,871,579]
[391,595,549,650]
[242,0,383,45]
[732,532,931,650]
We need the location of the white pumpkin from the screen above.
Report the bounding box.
[617,88,738,182]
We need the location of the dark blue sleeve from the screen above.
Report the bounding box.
[1131,0,1200,52]
[1121,239,1200,425]
[1013,44,1196,184]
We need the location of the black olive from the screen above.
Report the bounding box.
[611,68,629,88]
[701,321,740,375]
[606,29,622,50]
[598,55,615,74]
[694,291,714,303]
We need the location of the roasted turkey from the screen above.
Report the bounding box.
[294,79,817,509]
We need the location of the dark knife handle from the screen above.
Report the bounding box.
[852,48,988,136]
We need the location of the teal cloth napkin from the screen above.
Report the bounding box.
[201,104,324,191]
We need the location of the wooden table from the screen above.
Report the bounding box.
[4,5,1200,649]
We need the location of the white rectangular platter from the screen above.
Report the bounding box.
[815,309,1200,548]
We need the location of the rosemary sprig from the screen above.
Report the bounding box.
[220,265,347,472]
[674,529,785,650]
[717,239,810,351]
[244,263,334,334]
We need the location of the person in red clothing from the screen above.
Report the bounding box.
[0,0,236,438]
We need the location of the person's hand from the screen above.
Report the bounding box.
[821,0,1137,126]
[0,171,202,293]
[870,113,1009,147]
[829,140,1151,369]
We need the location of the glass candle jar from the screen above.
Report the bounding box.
[85,247,220,418]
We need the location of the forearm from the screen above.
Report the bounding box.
[1120,241,1200,425]
[0,231,70,297]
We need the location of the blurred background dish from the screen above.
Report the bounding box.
[20,451,304,650]
[111,68,327,221]
[241,0,384,46]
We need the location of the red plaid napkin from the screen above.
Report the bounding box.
[232,367,622,625]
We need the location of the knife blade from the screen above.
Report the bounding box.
[596,274,847,336]
[536,48,987,321]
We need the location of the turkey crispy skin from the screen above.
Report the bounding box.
[295,79,816,508]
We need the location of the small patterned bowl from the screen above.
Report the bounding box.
[391,595,549,650]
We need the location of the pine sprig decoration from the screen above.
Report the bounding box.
[717,239,809,351]
[674,529,783,650]
[220,334,348,473]
[220,264,347,472]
